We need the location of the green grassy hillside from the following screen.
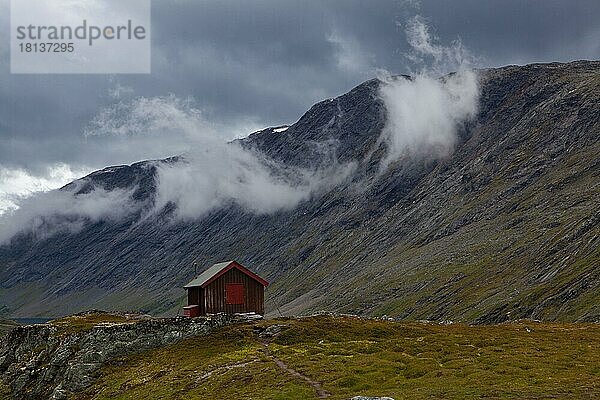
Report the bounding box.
[79,316,600,399]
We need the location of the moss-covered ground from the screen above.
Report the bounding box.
[79,316,600,399]
[49,313,136,336]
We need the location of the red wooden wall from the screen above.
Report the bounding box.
[187,268,265,315]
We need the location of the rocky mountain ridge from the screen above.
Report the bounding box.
[0,61,598,322]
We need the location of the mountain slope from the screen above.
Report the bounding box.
[0,61,598,322]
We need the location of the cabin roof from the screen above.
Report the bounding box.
[184,260,269,289]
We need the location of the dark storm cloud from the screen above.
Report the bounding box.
[0,0,598,177]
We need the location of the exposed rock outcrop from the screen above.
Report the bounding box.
[0,313,251,399]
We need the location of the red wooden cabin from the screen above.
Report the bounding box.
[183,260,269,317]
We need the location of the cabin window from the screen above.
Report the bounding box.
[226,283,245,305]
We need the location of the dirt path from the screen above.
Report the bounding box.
[196,360,258,383]
[261,341,331,398]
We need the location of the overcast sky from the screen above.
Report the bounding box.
[0,0,599,211]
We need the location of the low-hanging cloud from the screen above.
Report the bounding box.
[0,163,88,215]
[327,30,375,76]
[403,15,477,75]
[377,15,479,165]
[85,94,209,139]
[0,181,136,244]
[86,93,356,221]
[378,69,479,163]
[154,146,354,219]
[0,14,480,243]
